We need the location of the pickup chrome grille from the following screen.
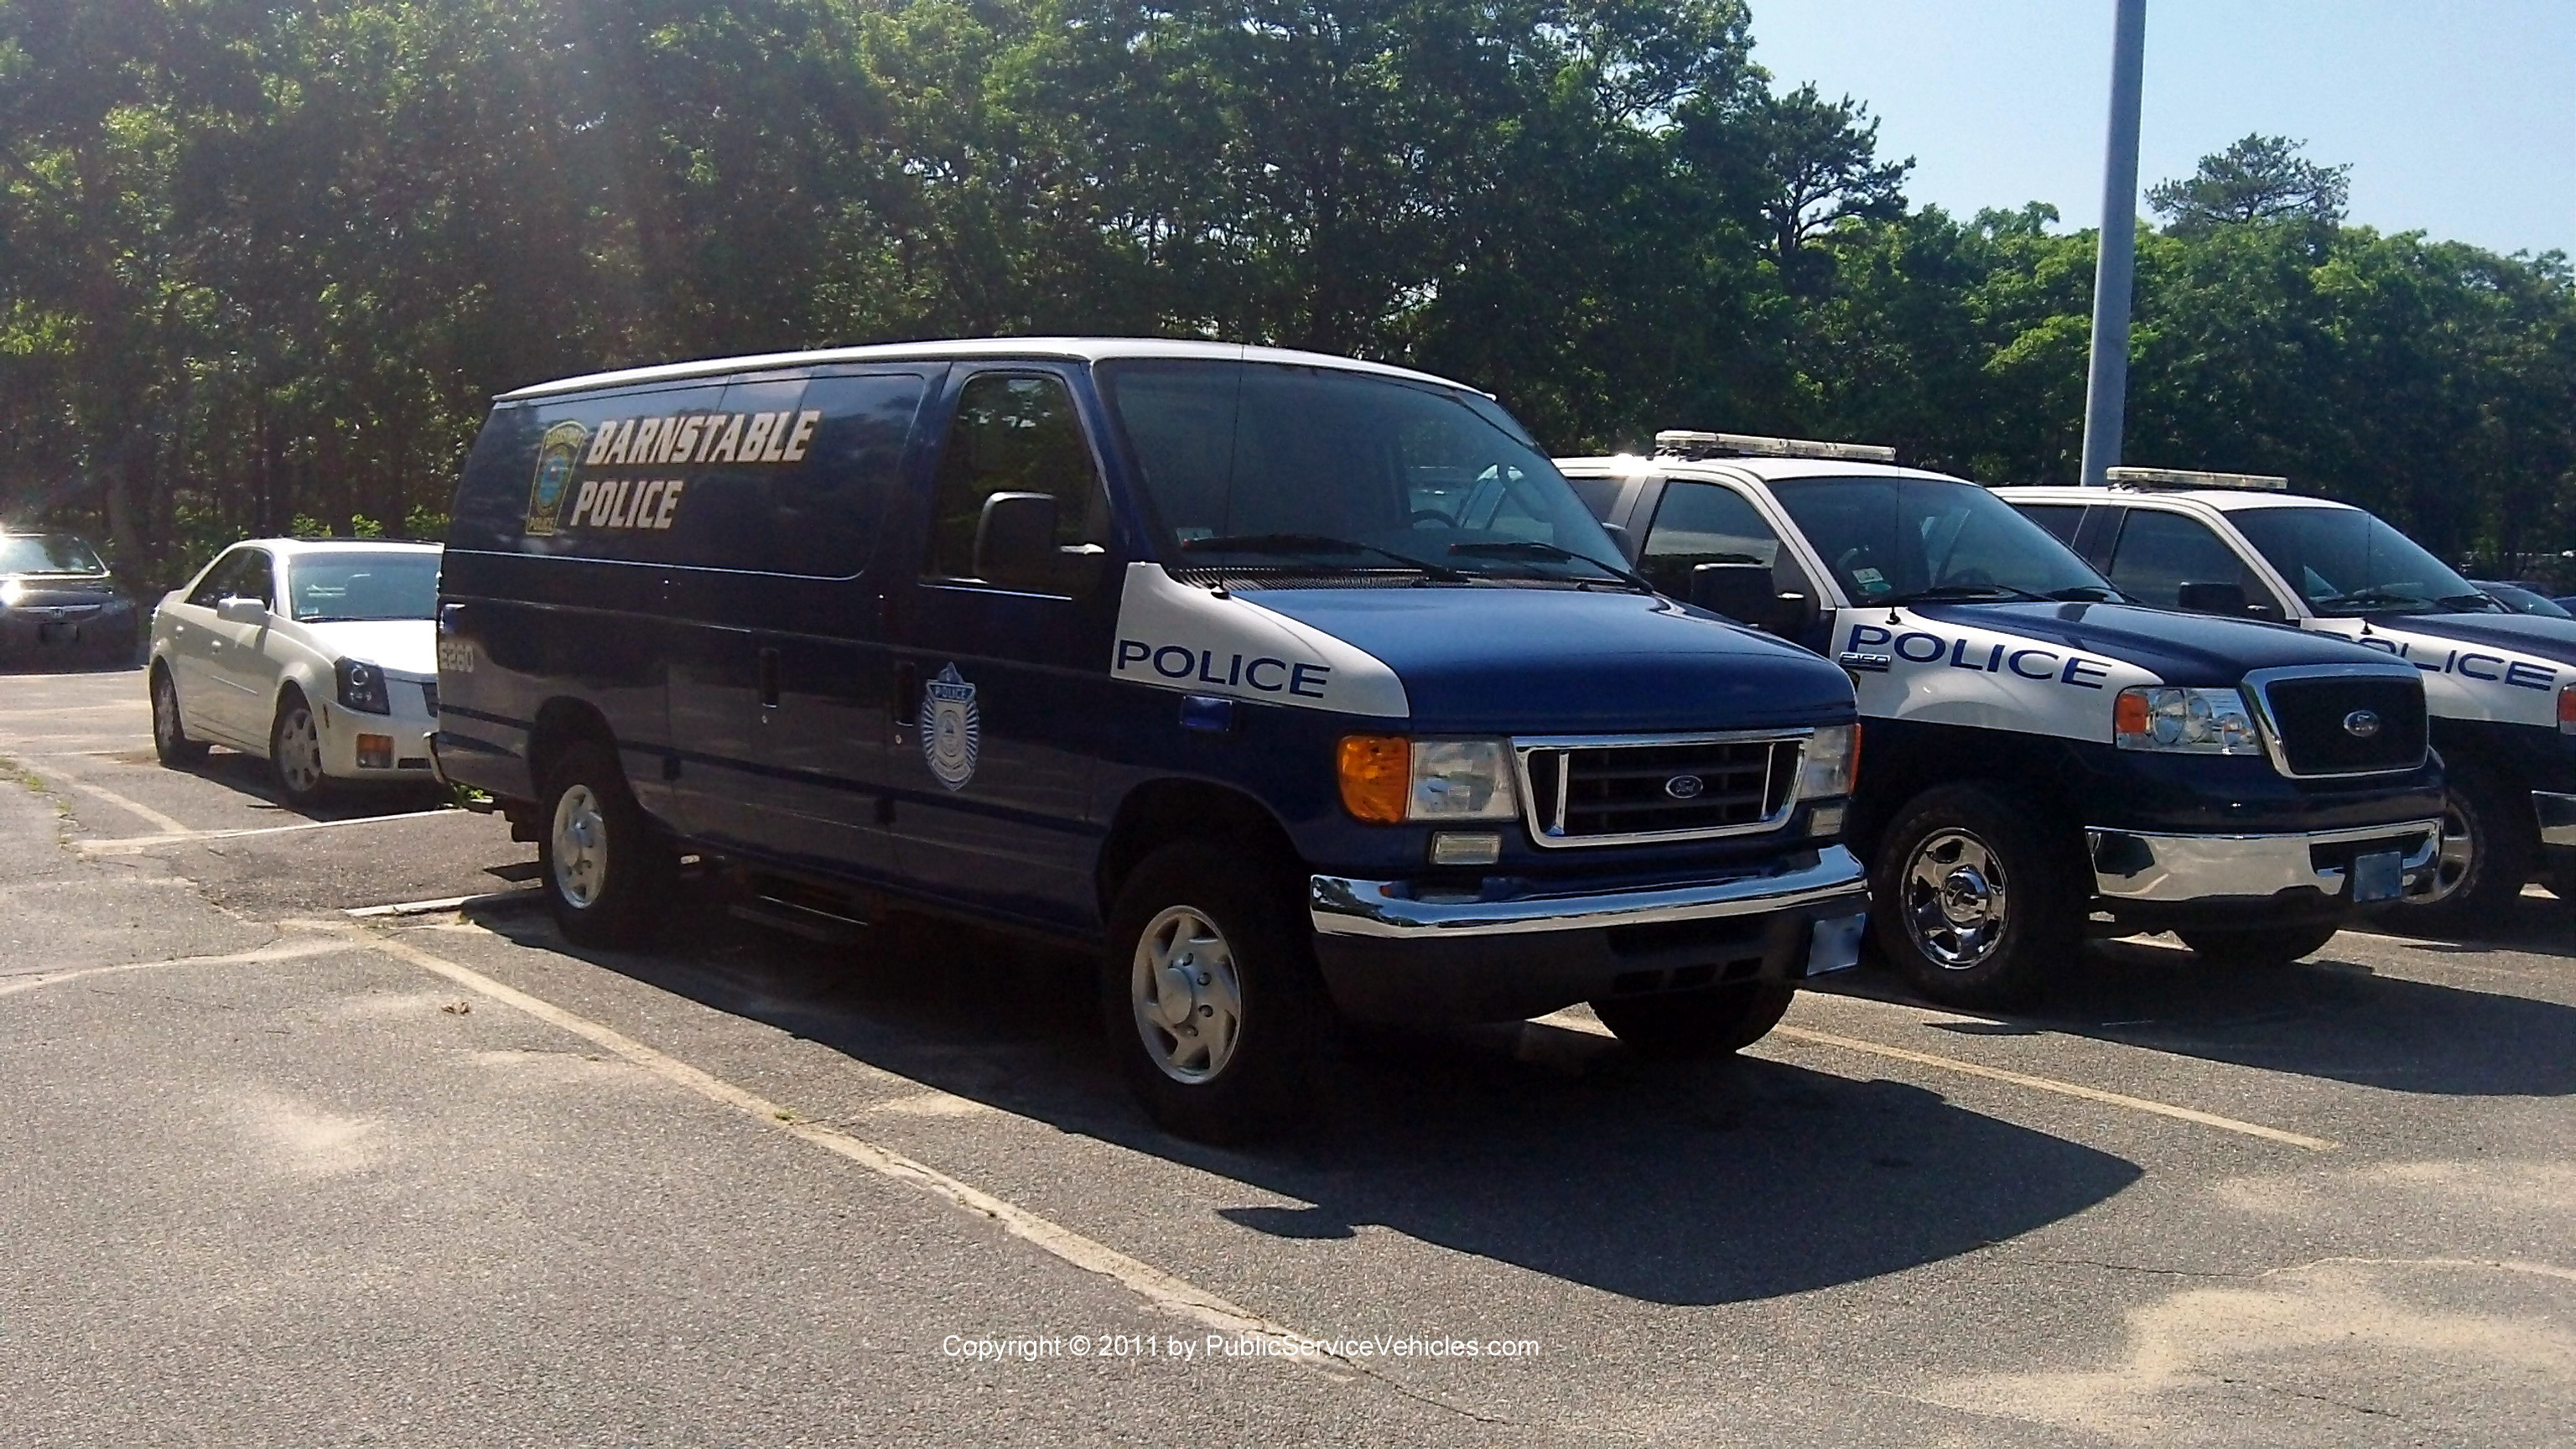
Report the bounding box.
[2249,670,2427,777]
[1515,732,1805,847]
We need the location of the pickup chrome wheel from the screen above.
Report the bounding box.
[1104,842,1327,1144]
[2374,764,2533,934]
[268,691,329,802]
[1903,829,2010,970]
[537,742,677,948]
[1870,783,2080,1009]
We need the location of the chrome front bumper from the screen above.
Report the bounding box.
[1309,845,1870,940]
[2537,792,2576,849]
[2087,819,2444,905]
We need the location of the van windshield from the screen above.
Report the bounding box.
[1768,475,2118,605]
[1098,360,1639,587]
[287,552,442,622]
[2228,506,2499,615]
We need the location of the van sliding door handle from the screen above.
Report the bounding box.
[757,647,781,709]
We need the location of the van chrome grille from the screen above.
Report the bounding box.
[2251,673,2425,777]
[1515,732,1805,847]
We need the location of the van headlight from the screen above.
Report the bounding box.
[2113,686,2262,754]
[1791,724,1860,800]
[1337,736,1520,823]
[335,657,391,714]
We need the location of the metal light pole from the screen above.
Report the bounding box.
[2079,0,2148,486]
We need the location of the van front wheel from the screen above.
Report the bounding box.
[1103,843,1327,1144]
[538,743,677,948]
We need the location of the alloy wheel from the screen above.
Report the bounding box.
[1130,904,1244,1083]
[1903,828,2012,969]
[551,782,609,909]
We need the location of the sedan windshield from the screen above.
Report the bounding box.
[1767,476,2118,605]
[287,552,441,622]
[0,534,106,575]
[1098,360,1638,587]
[2228,506,2496,615]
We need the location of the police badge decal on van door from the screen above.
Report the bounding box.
[922,664,981,790]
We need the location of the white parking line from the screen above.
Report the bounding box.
[344,888,540,917]
[0,937,350,998]
[74,809,465,854]
[318,921,1363,1374]
[1535,1008,2338,1151]
[42,772,194,836]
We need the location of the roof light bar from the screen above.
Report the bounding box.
[1654,430,1897,464]
[2104,467,2288,492]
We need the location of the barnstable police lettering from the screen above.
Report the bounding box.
[522,407,823,537]
[1115,639,1332,699]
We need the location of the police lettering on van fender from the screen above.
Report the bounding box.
[1109,564,1410,719]
[1834,610,2154,742]
[522,408,824,536]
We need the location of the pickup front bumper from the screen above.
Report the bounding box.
[1306,846,1870,1023]
[2086,818,2443,927]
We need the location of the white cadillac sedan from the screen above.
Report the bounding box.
[148,539,442,802]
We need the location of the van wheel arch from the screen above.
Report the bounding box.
[1097,780,1302,919]
[526,698,621,793]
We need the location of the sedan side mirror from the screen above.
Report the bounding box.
[215,595,268,625]
[2175,580,2249,616]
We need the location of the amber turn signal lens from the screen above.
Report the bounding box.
[1337,735,1411,823]
[2112,689,2151,741]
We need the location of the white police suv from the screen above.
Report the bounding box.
[1563,434,2448,1006]
[1998,470,2576,919]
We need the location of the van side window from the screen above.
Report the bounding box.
[2106,508,2282,616]
[1641,482,1811,601]
[925,374,1104,581]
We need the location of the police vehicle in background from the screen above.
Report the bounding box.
[1561,433,2447,1008]
[433,340,1870,1141]
[2000,470,2576,917]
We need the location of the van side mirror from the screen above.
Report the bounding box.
[216,595,267,625]
[2175,580,2249,616]
[974,492,1061,590]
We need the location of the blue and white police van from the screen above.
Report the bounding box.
[1999,470,2576,920]
[432,340,1870,1140]
[1560,433,2449,1007]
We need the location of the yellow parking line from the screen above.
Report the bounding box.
[1764,1024,2339,1151]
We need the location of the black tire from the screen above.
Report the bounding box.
[267,688,333,804]
[2177,921,2342,968]
[1869,783,2085,1010]
[149,666,210,766]
[538,741,678,948]
[2377,762,2535,935]
[1590,981,1795,1059]
[1102,841,1330,1145]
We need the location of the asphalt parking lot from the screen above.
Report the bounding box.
[3,665,2571,1446]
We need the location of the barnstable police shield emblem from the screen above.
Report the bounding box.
[524,421,589,535]
[921,663,981,790]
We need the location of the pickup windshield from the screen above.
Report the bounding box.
[287,552,442,622]
[2228,506,2499,615]
[1098,359,1637,587]
[0,534,106,575]
[1767,476,2117,605]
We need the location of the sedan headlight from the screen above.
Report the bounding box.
[1338,736,1520,823]
[1792,724,1861,800]
[2114,686,2262,754]
[335,657,391,714]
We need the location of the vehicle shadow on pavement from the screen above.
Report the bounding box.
[2363,890,2576,961]
[470,896,2145,1309]
[1825,923,2576,1098]
[157,746,450,823]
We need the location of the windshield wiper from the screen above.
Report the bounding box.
[1879,584,2054,605]
[2043,584,2125,602]
[1444,539,1650,589]
[1180,533,1474,583]
[2435,592,2507,613]
[2309,588,2438,614]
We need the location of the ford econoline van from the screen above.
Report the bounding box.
[435,341,1870,1140]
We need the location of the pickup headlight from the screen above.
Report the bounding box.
[1792,724,1860,800]
[1338,736,1520,823]
[335,657,391,714]
[2114,686,2262,754]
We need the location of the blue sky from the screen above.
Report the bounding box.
[1745,0,2576,256]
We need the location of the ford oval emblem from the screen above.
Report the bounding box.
[2342,709,2382,740]
[1664,774,1706,799]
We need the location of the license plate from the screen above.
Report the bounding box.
[1805,912,1868,976]
[36,621,79,645]
[2350,849,2403,903]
